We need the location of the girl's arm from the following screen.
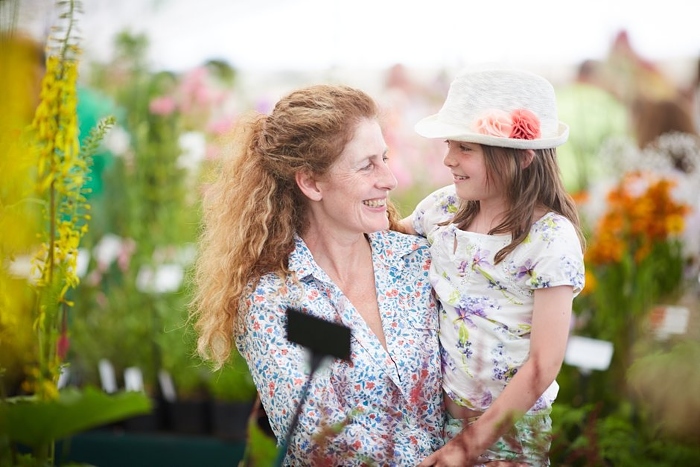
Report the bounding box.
[419,285,574,466]
[397,214,417,235]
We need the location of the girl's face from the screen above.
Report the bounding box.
[443,140,505,207]
[313,118,397,235]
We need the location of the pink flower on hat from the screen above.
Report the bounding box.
[474,110,513,138]
[473,109,541,141]
[509,109,541,140]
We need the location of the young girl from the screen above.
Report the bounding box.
[402,67,586,466]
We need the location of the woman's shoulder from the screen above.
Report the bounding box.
[370,230,434,271]
[372,229,430,254]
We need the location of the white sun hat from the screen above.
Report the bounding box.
[415,66,569,150]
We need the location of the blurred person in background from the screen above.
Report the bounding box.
[555,59,630,193]
[190,84,444,466]
[631,96,700,173]
[628,94,700,278]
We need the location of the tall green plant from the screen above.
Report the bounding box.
[0,2,150,465]
[68,32,200,394]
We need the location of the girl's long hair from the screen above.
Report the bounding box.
[190,85,400,367]
[451,145,585,264]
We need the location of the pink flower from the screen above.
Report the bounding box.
[473,109,542,141]
[509,109,541,140]
[117,238,137,272]
[149,96,177,116]
[207,116,235,135]
[473,110,512,137]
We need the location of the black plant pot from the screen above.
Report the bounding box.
[122,396,166,433]
[167,398,212,435]
[209,400,255,441]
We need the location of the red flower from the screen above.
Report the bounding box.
[56,333,70,360]
[509,109,541,140]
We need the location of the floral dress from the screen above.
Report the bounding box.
[236,231,444,466]
[412,185,585,465]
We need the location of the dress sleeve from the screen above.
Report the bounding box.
[521,215,586,296]
[411,185,461,237]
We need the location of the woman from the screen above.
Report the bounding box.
[191,84,443,466]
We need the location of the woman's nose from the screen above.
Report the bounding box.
[386,166,399,190]
[379,161,398,190]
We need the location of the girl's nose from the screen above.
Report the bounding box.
[443,149,456,168]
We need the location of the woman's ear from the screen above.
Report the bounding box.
[522,149,535,169]
[295,170,323,201]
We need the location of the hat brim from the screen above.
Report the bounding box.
[415,114,569,150]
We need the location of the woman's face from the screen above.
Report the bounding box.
[312,118,397,235]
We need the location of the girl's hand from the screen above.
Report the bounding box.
[417,434,478,467]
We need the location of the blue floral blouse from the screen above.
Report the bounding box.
[235,231,444,466]
[412,185,585,415]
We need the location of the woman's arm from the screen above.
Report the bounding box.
[419,285,574,466]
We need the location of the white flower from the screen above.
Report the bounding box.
[6,254,40,283]
[177,131,207,171]
[93,233,123,269]
[136,263,184,293]
[102,125,131,157]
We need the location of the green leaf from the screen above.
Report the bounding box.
[240,417,278,467]
[0,386,151,446]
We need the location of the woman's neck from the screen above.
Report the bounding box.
[301,230,373,285]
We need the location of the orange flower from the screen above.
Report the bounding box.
[585,170,690,267]
[571,190,589,206]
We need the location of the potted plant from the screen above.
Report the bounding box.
[207,351,257,441]
[157,295,214,436]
